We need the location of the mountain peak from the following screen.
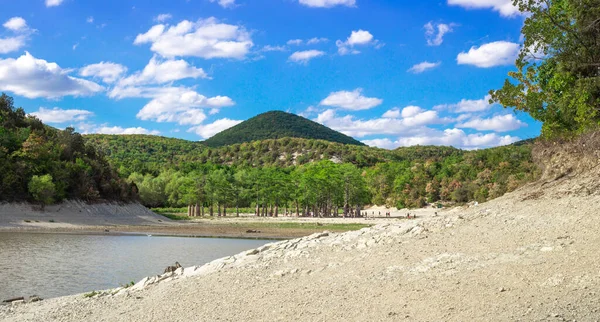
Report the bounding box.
[203,110,365,147]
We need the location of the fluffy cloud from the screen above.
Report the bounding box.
[189,118,242,139]
[320,88,383,111]
[425,22,454,46]
[209,0,237,8]
[95,126,160,135]
[336,30,381,55]
[109,86,234,125]
[287,39,303,46]
[30,107,94,123]
[134,17,253,59]
[289,50,325,64]
[79,62,128,83]
[382,108,400,118]
[457,114,526,132]
[457,41,520,67]
[401,106,425,118]
[117,56,208,86]
[86,17,94,23]
[299,0,356,8]
[447,0,521,17]
[155,14,172,22]
[434,95,494,113]
[364,129,519,150]
[408,61,441,74]
[45,0,64,7]
[0,17,33,54]
[315,108,442,137]
[0,52,104,99]
[3,17,28,31]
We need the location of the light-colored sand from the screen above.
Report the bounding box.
[2,167,600,321]
[0,201,168,229]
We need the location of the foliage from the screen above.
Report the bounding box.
[490,0,600,137]
[202,111,366,147]
[0,94,137,203]
[28,174,56,206]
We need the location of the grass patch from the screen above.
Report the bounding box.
[48,219,55,223]
[121,281,135,288]
[84,291,99,298]
[23,220,31,223]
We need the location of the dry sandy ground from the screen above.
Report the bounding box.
[1,170,599,322]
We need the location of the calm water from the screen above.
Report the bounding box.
[0,233,270,300]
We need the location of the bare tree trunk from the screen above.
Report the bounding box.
[210,202,214,216]
[218,203,222,217]
[262,203,266,217]
[201,204,205,217]
[195,203,200,217]
[223,205,227,217]
[274,204,278,217]
[255,204,259,216]
[356,204,361,218]
[236,204,239,217]
[187,205,191,217]
[295,201,299,217]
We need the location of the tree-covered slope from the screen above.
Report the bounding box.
[0,94,136,203]
[202,111,366,147]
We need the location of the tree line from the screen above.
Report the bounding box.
[129,143,537,216]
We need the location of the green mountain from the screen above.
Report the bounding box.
[202,111,366,147]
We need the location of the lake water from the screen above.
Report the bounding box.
[0,233,271,300]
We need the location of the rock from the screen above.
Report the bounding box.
[499,287,506,292]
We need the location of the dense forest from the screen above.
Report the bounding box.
[100,138,538,213]
[0,94,136,205]
[202,111,366,147]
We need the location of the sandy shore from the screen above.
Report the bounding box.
[2,172,600,321]
[1,200,438,239]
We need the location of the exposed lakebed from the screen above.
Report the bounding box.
[0,232,270,300]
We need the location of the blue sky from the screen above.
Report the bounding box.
[0,0,541,149]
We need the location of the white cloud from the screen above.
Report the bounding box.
[315,108,442,137]
[3,17,28,31]
[109,86,234,125]
[435,95,494,113]
[424,22,454,46]
[0,17,33,54]
[320,88,383,111]
[365,128,519,149]
[336,29,381,55]
[407,61,441,74]
[0,52,104,99]
[155,14,172,22]
[262,45,287,52]
[396,128,519,149]
[209,0,237,8]
[457,114,526,132]
[447,0,521,17]
[79,62,128,83]
[401,106,425,118]
[299,0,356,8]
[134,17,253,59]
[0,37,26,54]
[382,108,400,118]
[307,37,329,45]
[189,118,242,139]
[30,107,94,123]
[457,41,519,67]
[289,50,325,64]
[287,39,303,46]
[86,16,94,23]
[45,0,64,7]
[95,126,160,135]
[117,56,208,86]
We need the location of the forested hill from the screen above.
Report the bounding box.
[0,94,136,204]
[202,111,366,147]
[84,134,463,174]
